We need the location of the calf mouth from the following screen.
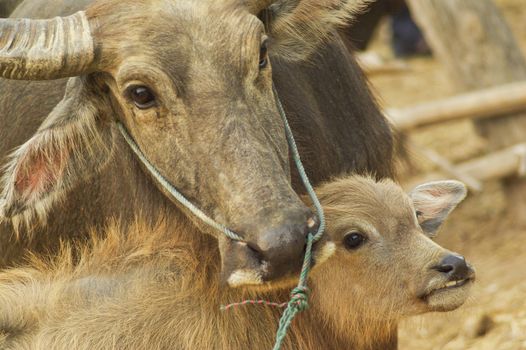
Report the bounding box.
[421,276,475,312]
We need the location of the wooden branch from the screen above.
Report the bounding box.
[386,81,526,130]
[406,143,526,190]
[407,140,483,192]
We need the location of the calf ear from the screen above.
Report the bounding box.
[409,180,467,237]
[262,0,369,61]
[0,77,113,231]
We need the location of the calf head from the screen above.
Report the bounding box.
[312,176,474,332]
[0,0,368,284]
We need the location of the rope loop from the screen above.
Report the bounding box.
[117,122,243,242]
[289,286,310,312]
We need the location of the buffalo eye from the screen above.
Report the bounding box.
[128,86,156,109]
[343,231,367,250]
[259,39,268,69]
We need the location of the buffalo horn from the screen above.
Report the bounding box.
[0,11,94,80]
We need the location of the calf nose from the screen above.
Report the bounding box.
[249,209,317,280]
[434,254,474,280]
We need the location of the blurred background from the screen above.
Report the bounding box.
[344,0,526,349]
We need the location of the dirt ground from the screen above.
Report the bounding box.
[364,1,526,349]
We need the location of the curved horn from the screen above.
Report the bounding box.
[0,11,94,80]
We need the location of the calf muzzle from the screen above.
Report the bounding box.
[433,254,475,281]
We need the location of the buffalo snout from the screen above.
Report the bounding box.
[251,208,317,277]
[220,207,317,287]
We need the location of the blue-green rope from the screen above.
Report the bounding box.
[272,84,325,243]
[271,84,325,350]
[117,123,243,242]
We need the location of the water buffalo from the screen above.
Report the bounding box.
[0,0,394,284]
[0,175,474,349]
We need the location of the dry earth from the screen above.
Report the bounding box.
[364,1,526,349]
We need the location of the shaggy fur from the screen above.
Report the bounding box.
[0,175,472,350]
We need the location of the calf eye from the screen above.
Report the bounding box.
[259,39,268,69]
[343,231,367,250]
[128,86,156,109]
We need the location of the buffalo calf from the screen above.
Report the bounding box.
[0,175,473,349]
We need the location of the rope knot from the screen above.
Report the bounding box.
[289,286,310,312]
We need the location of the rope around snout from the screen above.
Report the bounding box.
[118,84,325,350]
[117,123,243,242]
[273,84,326,246]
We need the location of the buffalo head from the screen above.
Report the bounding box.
[0,0,368,285]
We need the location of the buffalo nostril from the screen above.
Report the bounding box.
[434,254,471,280]
[249,217,312,278]
[245,242,264,264]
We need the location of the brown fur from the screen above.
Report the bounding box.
[0,175,472,349]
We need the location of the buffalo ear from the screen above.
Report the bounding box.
[262,0,369,61]
[0,77,113,231]
[409,180,467,237]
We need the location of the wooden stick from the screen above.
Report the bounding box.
[406,143,526,190]
[387,81,526,130]
[407,139,483,192]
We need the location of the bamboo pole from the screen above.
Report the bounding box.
[407,139,483,192]
[386,81,526,130]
